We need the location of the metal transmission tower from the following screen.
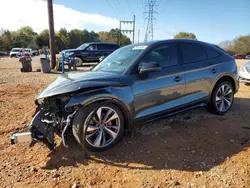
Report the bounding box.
[144,0,157,42]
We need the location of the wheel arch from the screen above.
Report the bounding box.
[67,92,133,131]
[84,98,133,131]
[211,74,237,98]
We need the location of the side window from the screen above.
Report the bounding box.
[87,44,97,51]
[97,44,104,50]
[98,44,112,50]
[203,46,221,59]
[180,43,207,64]
[141,43,178,68]
[114,44,120,50]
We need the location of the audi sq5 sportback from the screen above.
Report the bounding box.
[28,39,239,152]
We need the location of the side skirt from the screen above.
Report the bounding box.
[137,102,206,124]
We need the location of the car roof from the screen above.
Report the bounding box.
[85,42,119,46]
[132,39,213,47]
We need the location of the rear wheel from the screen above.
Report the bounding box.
[209,81,234,115]
[72,102,124,152]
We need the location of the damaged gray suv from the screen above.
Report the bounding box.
[14,39,239,152]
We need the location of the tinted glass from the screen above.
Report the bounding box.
[142,43,178,68]
[113,44,119,49]
[98,44,112,50]
[180,43,207,64]
[204,46,220,59]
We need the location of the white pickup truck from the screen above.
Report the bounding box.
[9,48,33,57]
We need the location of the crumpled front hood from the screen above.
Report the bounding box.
[36,71,123,100]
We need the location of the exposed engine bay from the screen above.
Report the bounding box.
[11,95,79,150]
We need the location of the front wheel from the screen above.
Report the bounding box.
[72,102,124,152]
[74,57,83,67]
[209,81,234,115]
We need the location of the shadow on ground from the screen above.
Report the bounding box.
[44,97,250,172]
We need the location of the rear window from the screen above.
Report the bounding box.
[203,46,221,59]
[98,44,116,50]
[180,43,207,64]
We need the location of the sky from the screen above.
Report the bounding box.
[0,0,249,44]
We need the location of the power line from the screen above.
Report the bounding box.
[144,0,158,42]
[159,0,172,13]
[125,0,134,15]
[104,0,123,18]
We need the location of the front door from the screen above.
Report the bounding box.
[132,42,186,119]
[86,44,98,61]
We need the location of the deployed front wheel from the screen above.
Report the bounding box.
[210,81,234,115]
[72,102,124,152]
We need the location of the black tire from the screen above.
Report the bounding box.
[75,57,83,67]
[72,101,125,152]
[209,81,234,115]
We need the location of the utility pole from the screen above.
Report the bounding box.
[144,0,157,42]
[47,0,56,69]
[119,21,121,46]
[119,15,136,45]
[133,15,135,44]
[138,29,140,43]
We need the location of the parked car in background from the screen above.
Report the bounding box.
[32,50,39,56]
[239,61,250,84]
[233,54,245,59]
[245,55,250,60]
[25,48,33,56]
[28,39,238,152]
[10,48,21,57]
[0,51,8,57]
[61,42,120,66]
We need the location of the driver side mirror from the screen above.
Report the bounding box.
[139,62,161,75]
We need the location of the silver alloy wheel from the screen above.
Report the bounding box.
[84,106,121,148]
[215,84,233,112]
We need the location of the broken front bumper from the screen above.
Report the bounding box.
[10,109,77,150]
[10,111,56,150]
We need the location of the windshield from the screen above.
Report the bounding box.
[92,45,147,73]
[11,49,20,52]
[77,43,88,50]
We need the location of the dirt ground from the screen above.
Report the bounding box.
[0,56,249,188]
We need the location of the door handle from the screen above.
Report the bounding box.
[211,68,218,73]
[174,76,183,82]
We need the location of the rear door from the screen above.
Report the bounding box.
[179,42,211,104]
[132,42,186,119]
[97,44,111,57]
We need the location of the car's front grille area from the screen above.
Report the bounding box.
[246,67,250,74]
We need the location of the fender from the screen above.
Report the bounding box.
[209,72,239,100]
[65,86,135,130]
